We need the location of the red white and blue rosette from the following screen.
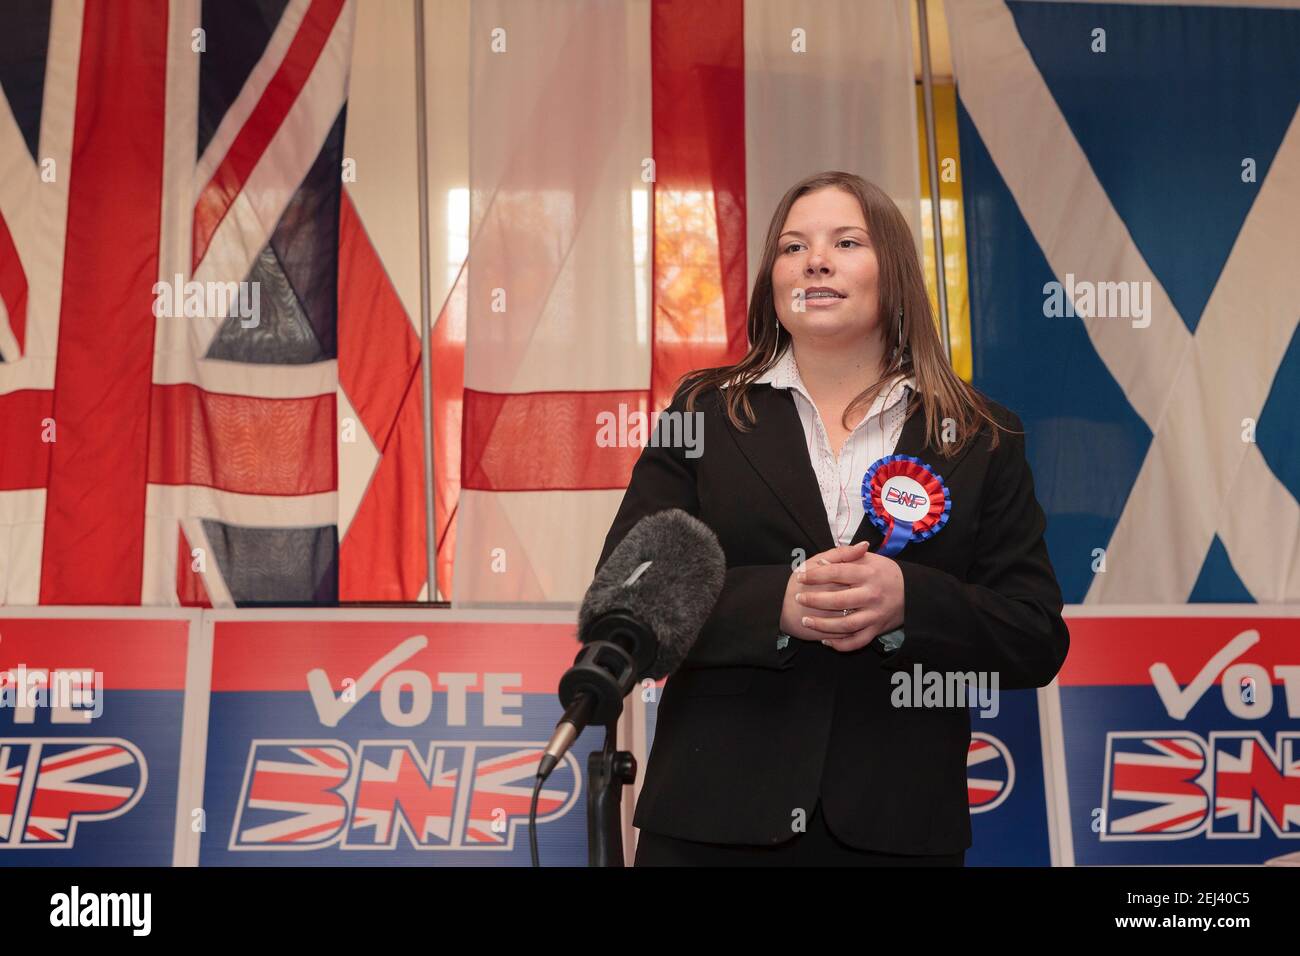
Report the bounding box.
[861,455,951,557]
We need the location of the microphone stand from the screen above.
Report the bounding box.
[586,718,637,866]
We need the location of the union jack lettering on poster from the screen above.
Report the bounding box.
[229,741,579,852]
[1101,732,1300,840]
[0,740,146,848]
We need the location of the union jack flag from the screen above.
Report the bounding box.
[0,0,435,606]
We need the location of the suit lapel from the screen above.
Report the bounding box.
[723,385,985,556]
[722,385,838,554]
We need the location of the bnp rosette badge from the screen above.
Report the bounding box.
[861,455,951,556]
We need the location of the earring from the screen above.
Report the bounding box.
[890,307,905,367]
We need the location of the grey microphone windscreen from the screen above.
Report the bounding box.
[579,509,726,679]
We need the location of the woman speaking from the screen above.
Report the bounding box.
[595,170,1069,866]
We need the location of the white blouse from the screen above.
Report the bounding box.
[753,344,915,546]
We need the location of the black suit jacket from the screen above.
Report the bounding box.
[594,382,1069,855]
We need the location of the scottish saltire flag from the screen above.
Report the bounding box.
[0,0,367,605]
[949,0,1300,604]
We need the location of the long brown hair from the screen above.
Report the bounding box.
[676,170,1007,455]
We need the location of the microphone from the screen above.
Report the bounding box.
[536,508,726,779]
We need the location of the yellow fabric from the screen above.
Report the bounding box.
[916,82,972,382]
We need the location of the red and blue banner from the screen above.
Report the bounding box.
[1049,608,1300,865]
[0,610,197,865]
[5,606,1296,866]
[188,611,598,866]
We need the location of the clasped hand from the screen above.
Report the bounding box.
[779,541,905,653]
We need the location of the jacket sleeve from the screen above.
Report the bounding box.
[593,390,801,672]
[885,410,1069,690]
